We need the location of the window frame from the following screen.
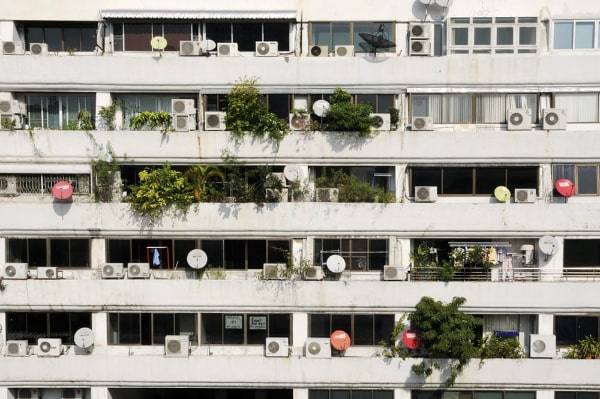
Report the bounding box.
[309,21,396,54]
[313,238,389,271]
[200,313,292,345]
[449,17,538,54]
[6,312,92,345]
[108,312,198,345]
[552,20,600,50]
[7,238,91,268]
[553,164,600,195]
[308,313,395,346]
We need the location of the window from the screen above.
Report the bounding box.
[553,164,599,195]
[201,313,291,345]
[310,390,394,399]
[116,94,185,128]
[107,238,289,270]
[555,316,599,345]
[556,392,600,399]
[411,93,538,124]
[410,166,538,196]
[313,238,388,271]
[23,22,97,52]
[113,22,197,51]
[311,94,395,114]
[449,17,537,54]
[310,22,395,53]
[7,312,91,345]
[205,21,290,52]
[554,93,600,122]
[413,392,535,399]
[25,94,95,129]
[564,239,600,268]
[309,314,394,345]
[0,173,91,195]
[7,238,90,267]
[553,20,599,50]
[108,313,197,345]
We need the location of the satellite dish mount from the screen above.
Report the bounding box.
[358,24,396,57]
[150,36,168,57]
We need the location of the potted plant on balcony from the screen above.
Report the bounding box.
[184,164,226,202]
[566,335,600,359]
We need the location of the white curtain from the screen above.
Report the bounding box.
[555,93,599,122]
[476,94,506,123]
[442,94,471,123]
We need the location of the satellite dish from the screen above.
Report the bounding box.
[494,186,511,202]
[52,181,74,201]
[283,164,304,181]
[330,330,351,351]
[200,39,216,52]
[187,249,208,269]
[312,100,330,117]
[434,0,453,6]
[74,327,95,349]
[419,0,434,4]
[150,36,168,51]
[402,330,421,349]
[538,236,559,256]
[326,254,346,273]
[555,178,575,197]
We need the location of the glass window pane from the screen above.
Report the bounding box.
[504,393,535,399]
[374,392,394,399]
[475,167,506,195]
[264,23,290,52]
[496,17,515,23]
[352,391,371,399]
[201,314,222,344]
[553,164,576,183]
[310,314,330,337]
[119,313,141,344]
[6,313,26,341]
[473,18,493,24]
[247,240,266,270]
[474,27,491,45]
[81,27,97,51]
[473,393,502,399]
[507,167,537,189]
[331,390,351,399]
[578,316,598,340]
[555,316,577,345]
[452,27,468,45]
[412,95,430,117]
[497,27,513,45]
[153,313,174,345]
[310,391,330,399]
[28,239,47,266]
[577,166,598,194]
[269,314,291,337]
[44,27,62,52]
[50,239,70,267]
[354,315,374,345]
[223,314,244,344]
[233,22,262,52]
[176,313,197,343]
[411,168,441,188]
[519,27,537,45]
[225,240,245,269]
[442,168,473,194]
[205,22,231,44]
[312,23,330,46]
[331,23,351,47]
[202,240,223,269]
[331,315,351,335]
[368,240,387,270]
[554,22,573,49]
[575,22,595,49]
[124,23,152,51]
[247,314,268,344]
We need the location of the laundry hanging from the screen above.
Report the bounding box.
[152,248,160,267]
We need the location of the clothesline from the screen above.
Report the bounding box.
[448,241,511,248]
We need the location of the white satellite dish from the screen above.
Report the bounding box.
[187,249,208,269]
[283,164,304,182]
[419,0,434,4]
[538,236,559,256]
[200,39,216,52]
[74,327,95,349]
[434,0,453,7]
[150,36,168,51]
[312,100,330,117]
[326,254,346,273]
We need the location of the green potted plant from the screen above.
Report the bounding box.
[566,335,600,359]
[184,164,226,202]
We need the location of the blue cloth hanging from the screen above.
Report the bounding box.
[152,248,160,267]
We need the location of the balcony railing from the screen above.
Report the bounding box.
[410,266,600,282]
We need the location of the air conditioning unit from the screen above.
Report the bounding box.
[529,334,556,358]
[101,263,124,279]
[37,266,58,279]
[179,40,201,56]
[62,388,83,399]
[127,262,150,279]
[1,263,28,279]
[30,43,48,55]
[0,175,17,195]
[409,23,433,38]
[409,38,432,56]
[303,266,324,280]
[255,41,278,56]
[371,113,391,131]
[2,41,25,55]
[263,263,286,280]
[204,111,226,131]
[171,99,195,115]
[174,114,196,132]
[6,340,29,356]
[310,45,328,57]
[305,338,331,358]
[335,45,354,57]
[414,186,438,202]
[315,187,339,202]
[383,265,407,281]
[37,338,62,357]
[542,108,567,130]
[217,42,238,56]
[165,335,190,357]
[507,108,532,131]
[18,389,38,399]
[411,116,434,131]
[265,337,289,357]
[0,100,24,114]
[514,188,536,203]
[289,113,311,130]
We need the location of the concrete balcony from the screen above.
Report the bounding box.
[2,52,600,92]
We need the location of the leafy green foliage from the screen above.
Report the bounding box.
[91,148,120,202]
[566,335,600,359]
[129,110,173,135]
[314,168,394,203]
[478,334,524,360]
[184,164,226,202]
[77,109,94,130]
[225,77,290,147]
[127,163,194,223]
[220,151,273,205]
[409,296,482,387]
[98,102,122,130]
[387,106,400,131]
[324,88,374,136]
